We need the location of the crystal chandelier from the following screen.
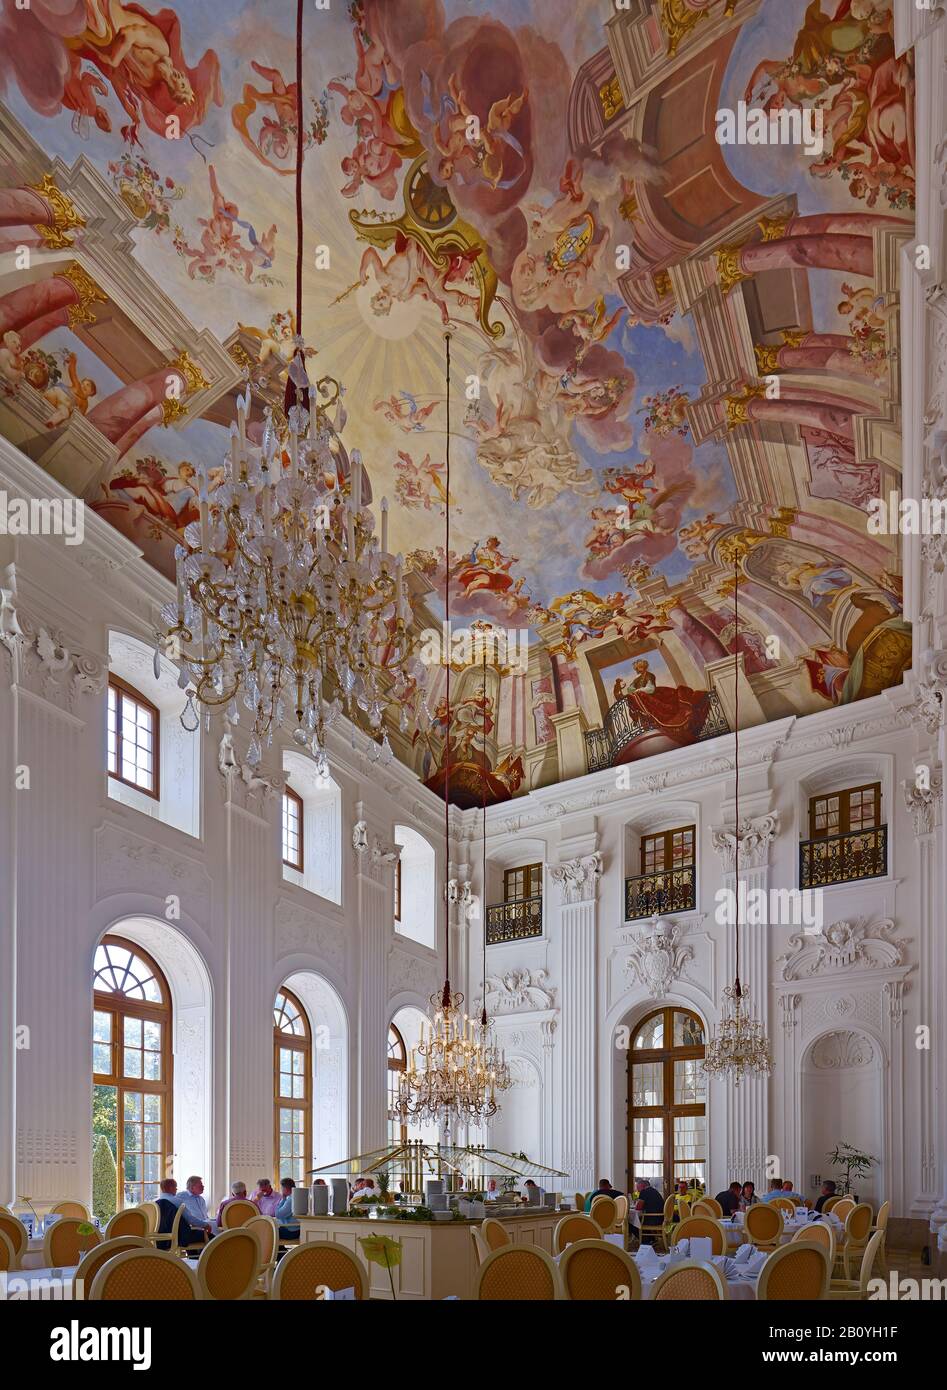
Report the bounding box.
[158,0,414,769]
[703,548,772,1083]
[395,334,509,1131]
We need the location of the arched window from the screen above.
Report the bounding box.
[274,988,311,1184]
[387,1024,407,1147]
[93,936,172,1214]
[627,1007,706,1195]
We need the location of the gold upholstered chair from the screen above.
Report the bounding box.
[757,1242,831,1300]
[744,1202,784,1251]
[771,1197,797,1219]
[470,1225,491,1266]
[475,1245,563,1300]
[0,1229,18,1273]
[870,1200,890,1275]
[837,1202,874,1281]
[651,1260,729,1300]
[271,1241,368,1300]
[832,1197,856,1222]
[673,1215,728,1255]
[219,1198,259,1230]
[559,1238,642,1301]
[696,1197,723,1220]
[43,1216,101,1268]
[89,1247,200,1300]
[75,1237,149,1298]
[588,1195,618,1233]
[137,1201,160,1234]
[828,1230,883,1300]
[791,1220,836,1266]
[554,1212,601,1254]
[196,1228,261,1300]
[0,1213,27,1270]
[244,1215,279,1293]
[481,1217,512,1251]
[49,1200,90,1221]
[104,1207,150,1240]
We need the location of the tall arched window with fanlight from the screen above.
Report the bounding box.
[93,936,172,1216]
[274,989,312,1183]
[387,1024,407,1147]
[627,1007,706,1195]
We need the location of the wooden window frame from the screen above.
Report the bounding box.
[107,675,160,801]
[388,1023,407,1146]
[808,783,881,840]
[273,987,312,1185]
[93,934,172,1211]
[640,825,695,877]
[282,785,304,872]
[627,1005,706,1197]
[394,857,402,922]
[502,863,543,903]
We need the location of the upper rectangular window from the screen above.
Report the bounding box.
[809,784,881,840]
[640,826,695,876]
[282,787,304,871]
[503,864,542,902]
[107,677,159,800]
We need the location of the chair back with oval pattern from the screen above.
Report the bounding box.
[613,1194,629,1229]
[50,1200,90,1221]
[271,1241,367,1300]
[554,1213,601,1254]
[559,1238,641,1301]
[690,1200,715,1218]
[832,1198,855,1221]
[220,1198,259,1230]
[89,1247,199,1300]
[673,1215,727,1255]
[845,1203,872,1243]
[574,1192,586,1212]
[475,1245,562,1300]
[75,1237,149,1296]
[44,1217,101,1268]
[0,1229,17,1273]
[771,1197,796,1218]
[791,1221,835,1264]
[197,1228,262,1300]
[588,1195,618,1232]
[245,1215,278,1265]
[481,1217,512,1251]
[699,1197,723,1219]
[105,1208,149,1240]
[651,1260,729,1300]
[821,1195,842,1214]
[757,1242,830,1300]
[0,1214,27,1266]
[137,1201,160,1234]
[744,1203,783,1248]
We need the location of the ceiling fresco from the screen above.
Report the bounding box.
[0,0,913,803]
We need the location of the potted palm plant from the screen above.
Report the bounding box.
[826,1141,877,1198]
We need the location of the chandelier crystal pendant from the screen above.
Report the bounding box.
[395,334,509,1132]
[703,549,773,1084]
[158,0,415,770]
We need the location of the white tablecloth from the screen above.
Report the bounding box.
[723,1210,842,1247]
[633,1251,758,1301]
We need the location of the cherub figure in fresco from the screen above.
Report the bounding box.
[0,331,25,394]
[549,590,625,644]
[358,236,481,326]
[586,506,632,562]
[393,451,452,513]
[837,283,894,370]
[603,460,658,509]
[679,513,722,560]
[430,74,528,190]
[375,392,438,433]
[559,296,624,377]
[43,352,96,427]
[62,1,222,146]
[232,61,331,175]
[176,166,278,286]
[328,77,416,200]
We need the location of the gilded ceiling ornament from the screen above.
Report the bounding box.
[598,74,624,123]
[757,213,792,242]
[754,343,781,375]
[768,506,797,538]
[781,329,806,348]
[716,244,749,295]
[724,384,766,429]
[170,350,210,395]
[28,173,85,250]
[653,269,673,299]
[660,0,712,57]
[59,261,107,329]
[161,397,188,427]
[717,528,763,564]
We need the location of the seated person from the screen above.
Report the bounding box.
[584,1177,623,1212]
[178,1175,213,1239]
[634,1178,664,1244]
[814,1180,838,1213]
[252,1178,282,1217]
[275,1177,300,1239]
[762,1178,786,1202]
[155,1181,208,1251]
[216,1180,248,1224]
[714,1181,743,1218]
[350,1178,377,1204]
[780,1179,806,1203]
[741,1181,759,1207]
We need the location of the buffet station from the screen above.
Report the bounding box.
[298,1142,568,1300]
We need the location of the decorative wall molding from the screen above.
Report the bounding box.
[388,945,441,1003]
[217,729,283,816]
[94,821,213,925]
[622,916,694,997]
[778,917,907,981]
[902,765,944,835]
[480,968,558,1015]
[4,610,107,712]
[809,1030,876,1070]
[274,897,347,977]
[710,813,779,871]
[549,852,603,904]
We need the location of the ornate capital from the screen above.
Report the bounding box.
[12,616,107,711]
[725,384,766,429]
[58,261,107,329]
[716,243,749,296]
[757,213,792,242]
[171,349,211,395]
[623,916,693,997]
[549,851,602,904]
[598,73,624,122]
[902,765,943,836]
[754,344,781,375]
[478,968,558,1016]
[28,173,86,249]
[710,812,779,871]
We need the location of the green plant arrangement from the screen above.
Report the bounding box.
[826,1141,878,1195]
[92,1133,117,1225]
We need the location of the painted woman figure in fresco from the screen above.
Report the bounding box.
[455,538,523,599]
[773,556,856,609]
